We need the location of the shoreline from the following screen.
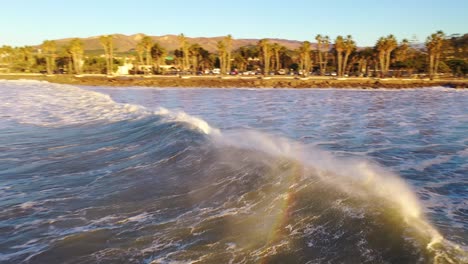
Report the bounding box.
[0,74,466,89]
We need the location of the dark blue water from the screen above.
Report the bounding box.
[0,81,466,263]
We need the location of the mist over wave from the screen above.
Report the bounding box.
[0,80,466,263]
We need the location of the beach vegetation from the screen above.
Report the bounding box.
[0,32,466,78]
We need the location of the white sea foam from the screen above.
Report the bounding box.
[0,80,218,135]
[411,155,453,172]
[19,201,40,210]
[118,212,151,224]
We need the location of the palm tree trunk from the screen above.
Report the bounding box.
[275,49,280,71]
[219,52,224,74]
[337,52,343,77]
[343,52,350,76]
[434,53,440,76]
[109,43,113,75]
[379,52,386,77]
[192,55,198,73]
[429,54,435,78]
[184,48,189,71]
[227,52,231,74]
[74,54,79,74]
[68,55,73,74]
[318,52,323,75]
[146,48,150,67]
[46,56,52,75]
[323,52,328,75]
[385,52,391,75]
[75,54,81,74]
[104,47,110,75]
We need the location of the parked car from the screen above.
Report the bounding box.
[277,69,286,75]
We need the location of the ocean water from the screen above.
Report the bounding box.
[0,80,467,264]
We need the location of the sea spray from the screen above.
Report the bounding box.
[211,129,466,262]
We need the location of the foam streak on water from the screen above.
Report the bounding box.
[0,80,467,263]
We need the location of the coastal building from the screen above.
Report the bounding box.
[117,63,134,75]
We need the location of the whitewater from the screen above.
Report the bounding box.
[0,80,466,263]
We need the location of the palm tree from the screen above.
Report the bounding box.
[150,42,166,73]
[63,44,74,74]
[271,43,281,72]
[16,46,34,72]
[258,39,270,74]
[323,36,331,74]
[217,40,226,74]
[0,45,14,72]
[99,35,113,75]
[335,36,345,77]
[278,45,289,71]
[342,35,356,76]
[178,34,190,70]
[375,35,398,76]
[394,39,410,75]
[41,40,56,74]
[385,35,398,74]
[298,41,311,75]
[376,37,387,76]
[396,39,410,62]
[197,47,212,71]
[426,30,445,78]
[189,43,202,73]
[233,53,248,72]
[140,36,153,67]
[316,34,324,75]
[135,42,145,65]
[356,47,375,76]
[224,35,233,74]
[69,38,84,74]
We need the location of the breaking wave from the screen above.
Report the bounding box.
[0,80,466,263]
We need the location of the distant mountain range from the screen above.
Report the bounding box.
[50,34,307,53]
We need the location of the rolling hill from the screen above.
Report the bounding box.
[49,34,307,53]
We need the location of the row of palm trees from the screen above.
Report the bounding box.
[253,32,446,78]
[38,38,84,74]
[255,35,352,77]
[0,31,455,77]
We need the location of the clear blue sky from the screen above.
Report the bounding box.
[1,0,466,47]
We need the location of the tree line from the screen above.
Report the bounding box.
[0,31,466,78]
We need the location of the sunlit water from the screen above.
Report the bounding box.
[0,80,466,263]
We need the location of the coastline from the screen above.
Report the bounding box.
[0,74,466,89]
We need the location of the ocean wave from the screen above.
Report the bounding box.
[0,80,466,263]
